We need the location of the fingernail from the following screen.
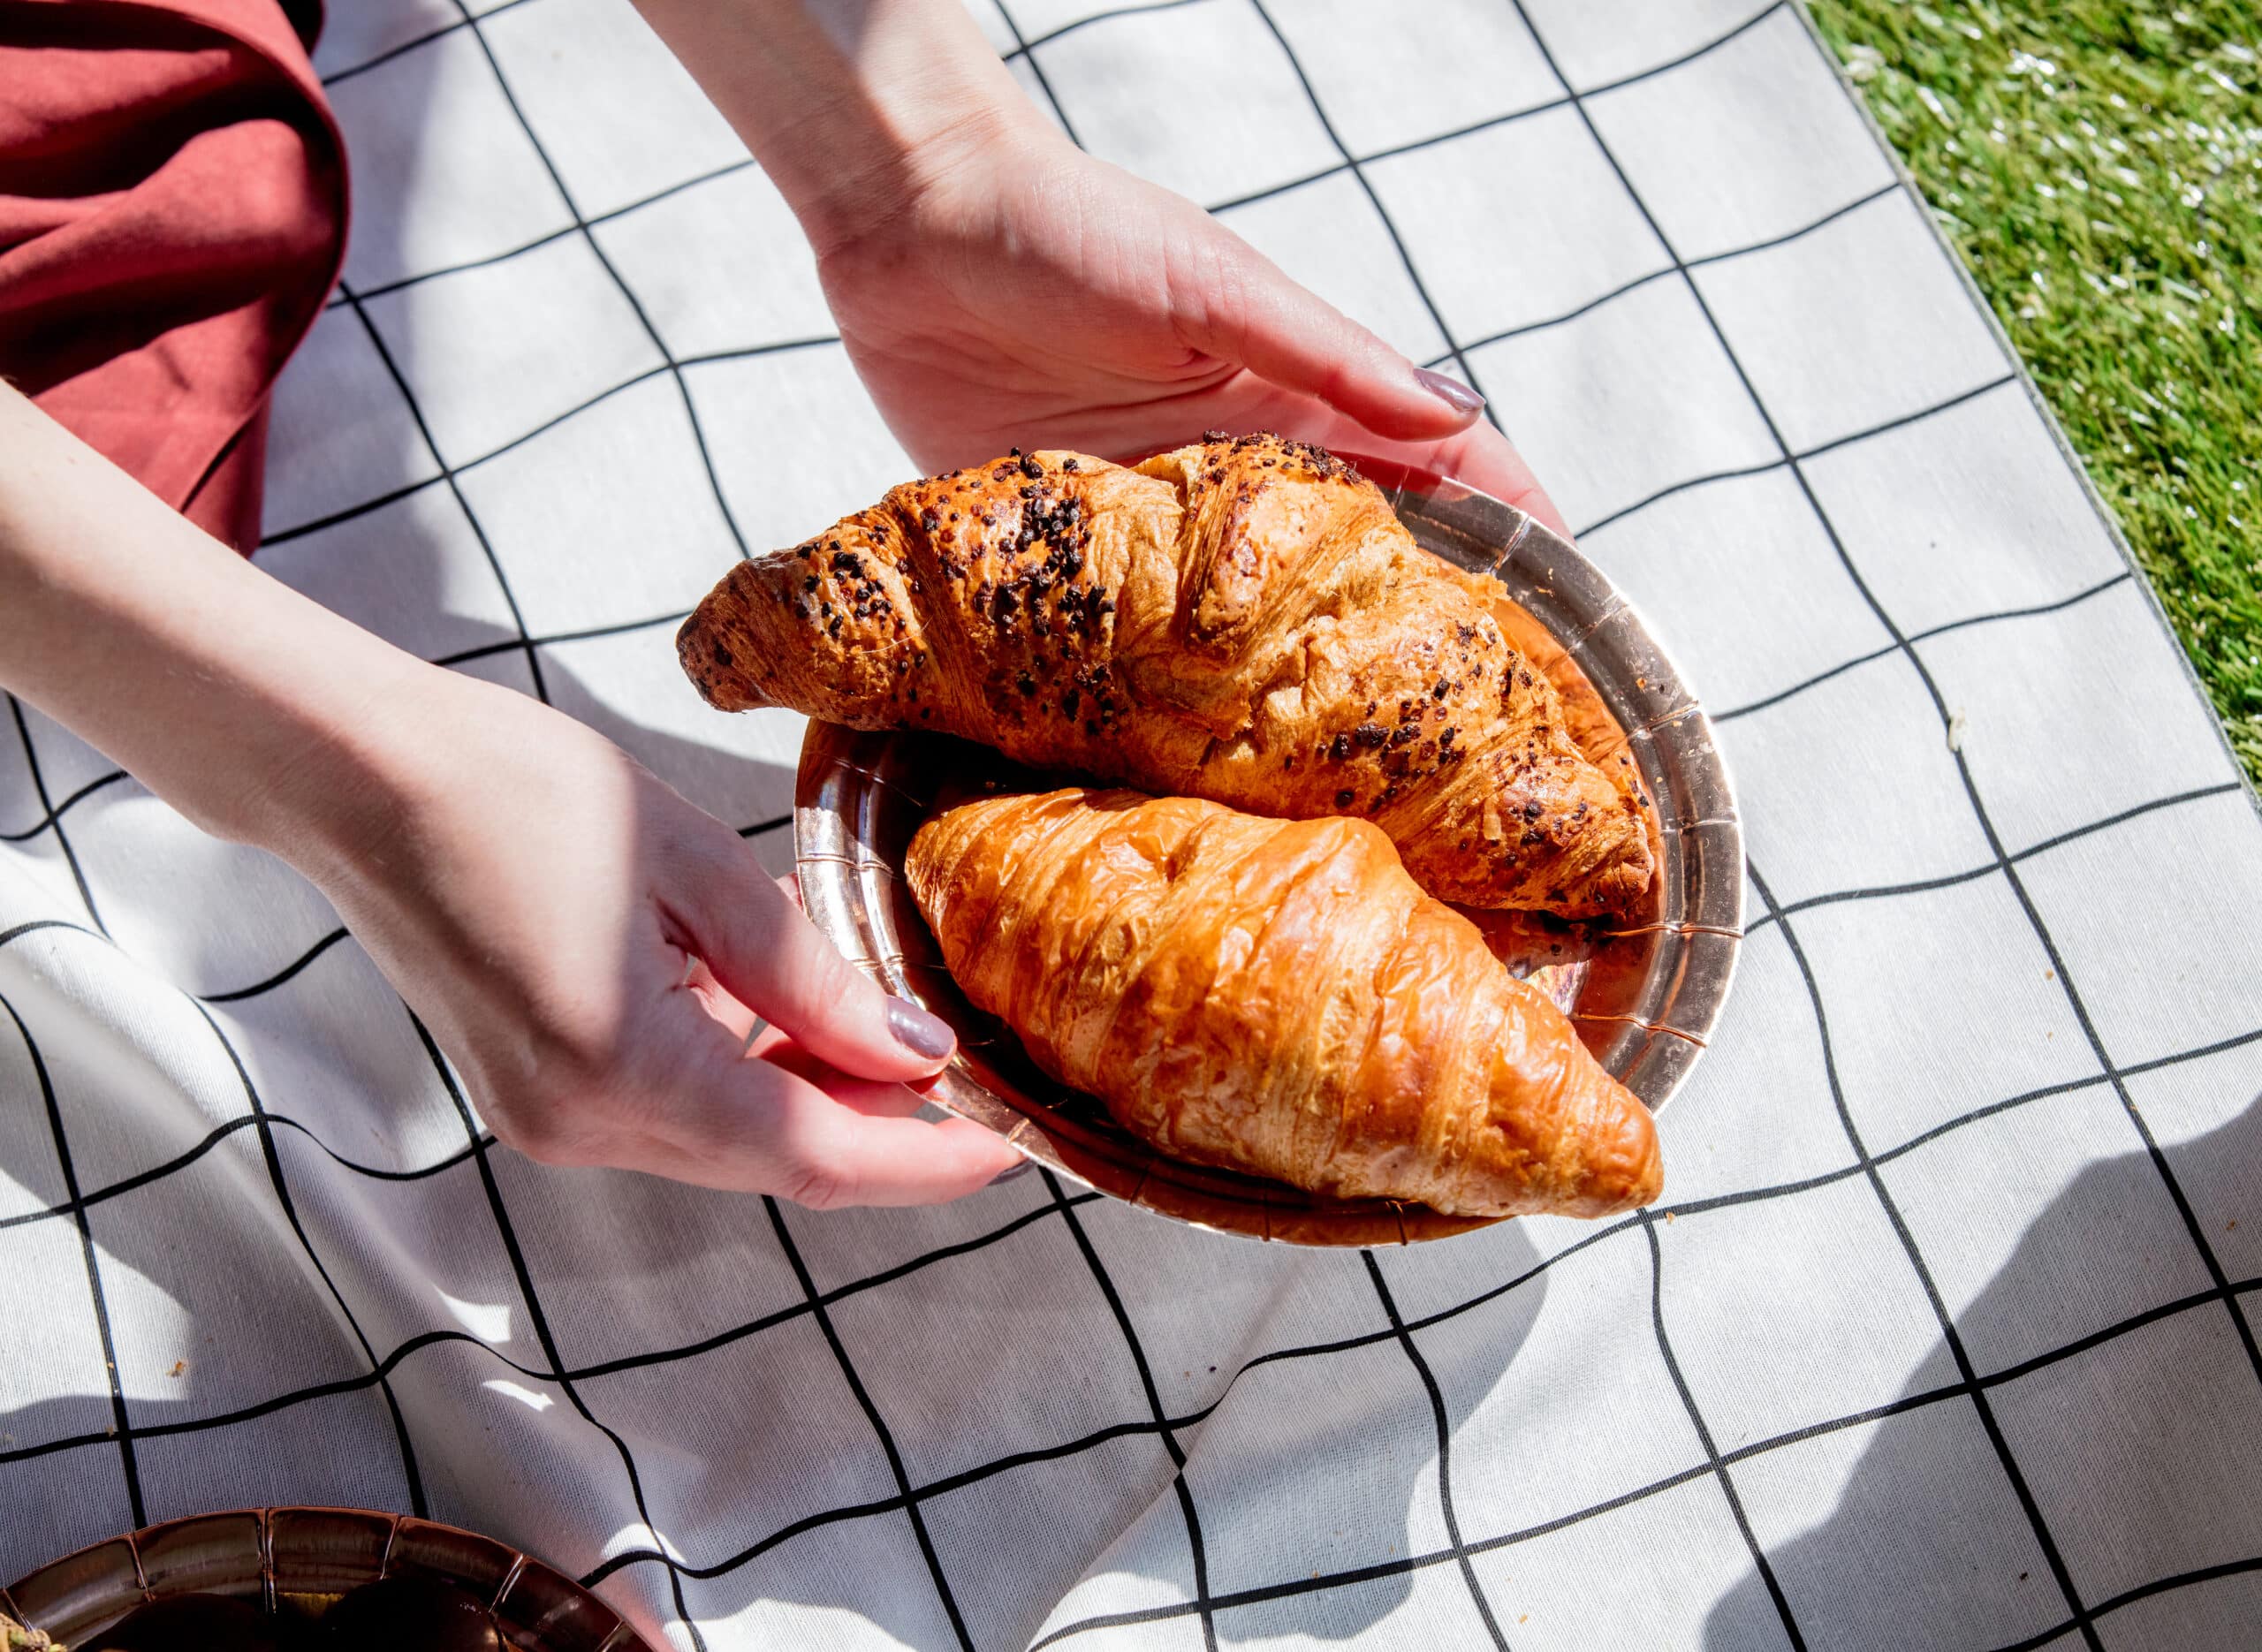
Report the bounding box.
[1415,368,1485,417]
[885,996,956,1060]
[989,1156,1035,1186]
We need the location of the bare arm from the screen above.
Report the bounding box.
[0,383,1015,1206]
[626,0,1041,254]
[0,384,419,860]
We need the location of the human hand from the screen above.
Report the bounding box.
[290,664,1021,1207]
[0,381,1017,1211]
[812,121,1571,535]
[627,0,1564,528]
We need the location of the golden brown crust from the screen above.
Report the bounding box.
[906,787,1662,1219]
[1,1610,59,1651]
[679,432,1651,918]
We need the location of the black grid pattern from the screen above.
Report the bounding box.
[6,0,2262,1647]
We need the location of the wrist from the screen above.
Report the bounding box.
[627,0,1064,256]
[0,384,441,874]
[792,93,1060,259]
[231,648,581,916]
[219,646,455,877]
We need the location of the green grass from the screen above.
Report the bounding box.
[1807,0,2262,784]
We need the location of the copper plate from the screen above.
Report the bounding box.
[794,469,1742,1245]
[3,1508,653,1650]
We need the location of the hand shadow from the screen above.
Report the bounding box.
[1705,1084,2262,1652]
[683,1194,1552,1652]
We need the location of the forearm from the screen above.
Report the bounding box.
[0,385,430,865]
[626,0,1051,252]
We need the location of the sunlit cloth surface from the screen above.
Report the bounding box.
[4,3,2261,1648]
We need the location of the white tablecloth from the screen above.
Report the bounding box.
[6,2,2262,1647]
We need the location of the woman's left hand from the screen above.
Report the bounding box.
[810,117,1570,534]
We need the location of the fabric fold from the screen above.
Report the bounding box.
[0,0,345,552]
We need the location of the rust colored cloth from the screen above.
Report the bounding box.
[0,0,345,552]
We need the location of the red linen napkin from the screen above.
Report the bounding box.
[0,0,346,552]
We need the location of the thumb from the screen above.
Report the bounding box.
[1172,217,1486,441]
[673,831,957,1084]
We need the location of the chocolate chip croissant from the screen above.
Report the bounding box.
[679,433,1651,918]
[907,787,1662,1219]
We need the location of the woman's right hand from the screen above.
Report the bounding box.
[285,662,1021,1206]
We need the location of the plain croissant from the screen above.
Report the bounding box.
[679,432,1651,919]
[907,787,1663,1219]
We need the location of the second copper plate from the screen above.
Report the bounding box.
[4,1507,650,1650]
[793,469,1742,1245]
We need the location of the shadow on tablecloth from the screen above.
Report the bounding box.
[1706,1090,2262,1650]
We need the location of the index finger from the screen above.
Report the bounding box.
[658,1054,1019,1207]
[1419,420,1572,539]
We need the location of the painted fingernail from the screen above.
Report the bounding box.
[1415,368,1485,416]
[989,1157,1035,1186]
[885,997,956,1060]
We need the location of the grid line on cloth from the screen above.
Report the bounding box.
[408,1009,715,1652]
[187,997,434,1516]
[335,284,554,703]
[0,1109,494,1239]
[0,769,127,847]
[0,1162,1107,1474]
[1242,0,1499,425]
[0,764,435,1523]
[258,336,838,550]
[201,928,353,1003]
[319,0,547,87]
[1423,175,1903,366]
[1742,860,2097,1647]
[1357,1250,1513,1649]
[763,1194,977,1651]
[1010,0,1203,57]
[1202,0,1789,215]
[8,701,105,935]
[441,0,754,565]
[1570,368,2019,539]
[990,1,1085,150]
[1021,1454,1719,1649]
[1989,1556,2262,1652]
[1635,1215,1804,1646]
[1039,1171,1221,1652]
[1742,778,2246,931]
[0,989,144,1523]
[1713,568,2135,723]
